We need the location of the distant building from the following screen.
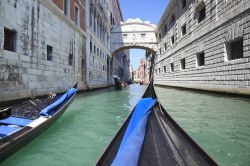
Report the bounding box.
[85,0,130,88]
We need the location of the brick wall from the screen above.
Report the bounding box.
[155,0,250,95]
[52,0,86,31]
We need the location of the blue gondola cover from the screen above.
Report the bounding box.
[0,117,33,127]
[111,97,157,166]
[39,88,76,117]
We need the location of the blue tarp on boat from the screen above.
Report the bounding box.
[0,125,20,137]
[0,117,33,127]
[111,97,157,166]
[39,88,76,117]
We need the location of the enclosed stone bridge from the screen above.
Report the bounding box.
[111,19,157,55]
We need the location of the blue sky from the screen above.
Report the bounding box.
[119,0,169,69]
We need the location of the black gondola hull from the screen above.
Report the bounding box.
[96,83,218,166]
[0,92,76,162]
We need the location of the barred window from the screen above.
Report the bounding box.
[4,28,17,52]
[226,38,243,60]
[47,45,53,61]
[196,52,205,66]
[180,58,185,69]
[181,24,186,36]
[170,63,174,72]
[171,35,175,44]
[197,4,206,23]
[69,54,73,66]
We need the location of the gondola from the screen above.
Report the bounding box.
[114,76,124,89]
[0,83,78,162]
[96,55,218,165]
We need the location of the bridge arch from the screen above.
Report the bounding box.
[110,19,157,55]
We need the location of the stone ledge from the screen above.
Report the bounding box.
[155,82,250,96]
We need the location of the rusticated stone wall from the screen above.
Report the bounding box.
[155,0,250,95]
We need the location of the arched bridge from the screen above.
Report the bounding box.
[111,19,157,55]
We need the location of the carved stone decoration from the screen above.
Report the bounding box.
[224,21,243,42]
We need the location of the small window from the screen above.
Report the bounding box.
[180,58,185,69]
[171,35,175,44]
[94,45,96,54]
[141,34,145,38]
[226,38,243,60]
[164,43,167,50]
[90,41,92,53]
[164,66,167,73]
[155,69,157,75]
[47,45,53,61]
[197,4,206,23]
[171,14,175,24]
[158,68,161,74]
[74,5,79,26]
[181,24,186,36]
[196,52,205,66]
[4,28,17,52]
[69,54,73,66]
[97,48,99,56]
[181,0,186,9]
[170,63,174,72]
[64,0,69,16]
[123,34,127,38]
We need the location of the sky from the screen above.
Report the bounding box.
[119,0,169,69]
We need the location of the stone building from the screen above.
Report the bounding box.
[85,0,130,89]
[0,0,87,101]
[155,0,250,95]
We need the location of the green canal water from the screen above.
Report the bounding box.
[1,84,250,166]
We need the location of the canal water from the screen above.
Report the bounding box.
[1,84,250,166]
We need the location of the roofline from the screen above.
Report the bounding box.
[117,0,124,21]
[157,0,175,31]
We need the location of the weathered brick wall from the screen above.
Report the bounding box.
[0,0,87,101]
[155,0,250,95]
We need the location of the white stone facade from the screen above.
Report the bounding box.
[0,0,87,101]
[155,0,250,95]
[85,0,130,88]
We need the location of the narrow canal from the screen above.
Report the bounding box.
[2,84,250,166]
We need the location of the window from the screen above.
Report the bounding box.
[97,48,99,56]
[171,14,175,24]
[4,28,17,52]
[47,45,53,61]
[196,52,205,66]
[64,0,69,16]
[123,34,127,38]
[158,68,161,74]
[180,58,185,69]
[171,35,175,44]
[181,0,186,9]
[170,63,174,72]
[155,69,157,75]
[141,34,145,38]
[69,54,73,66]
[164,66,167,73]
[197,4,206,23]
[90,41,92,53]
[74,5,79,26]
[181,24,186,36]
[164,43,167,50]
[94,45,96,54]
[226,38,243,60]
